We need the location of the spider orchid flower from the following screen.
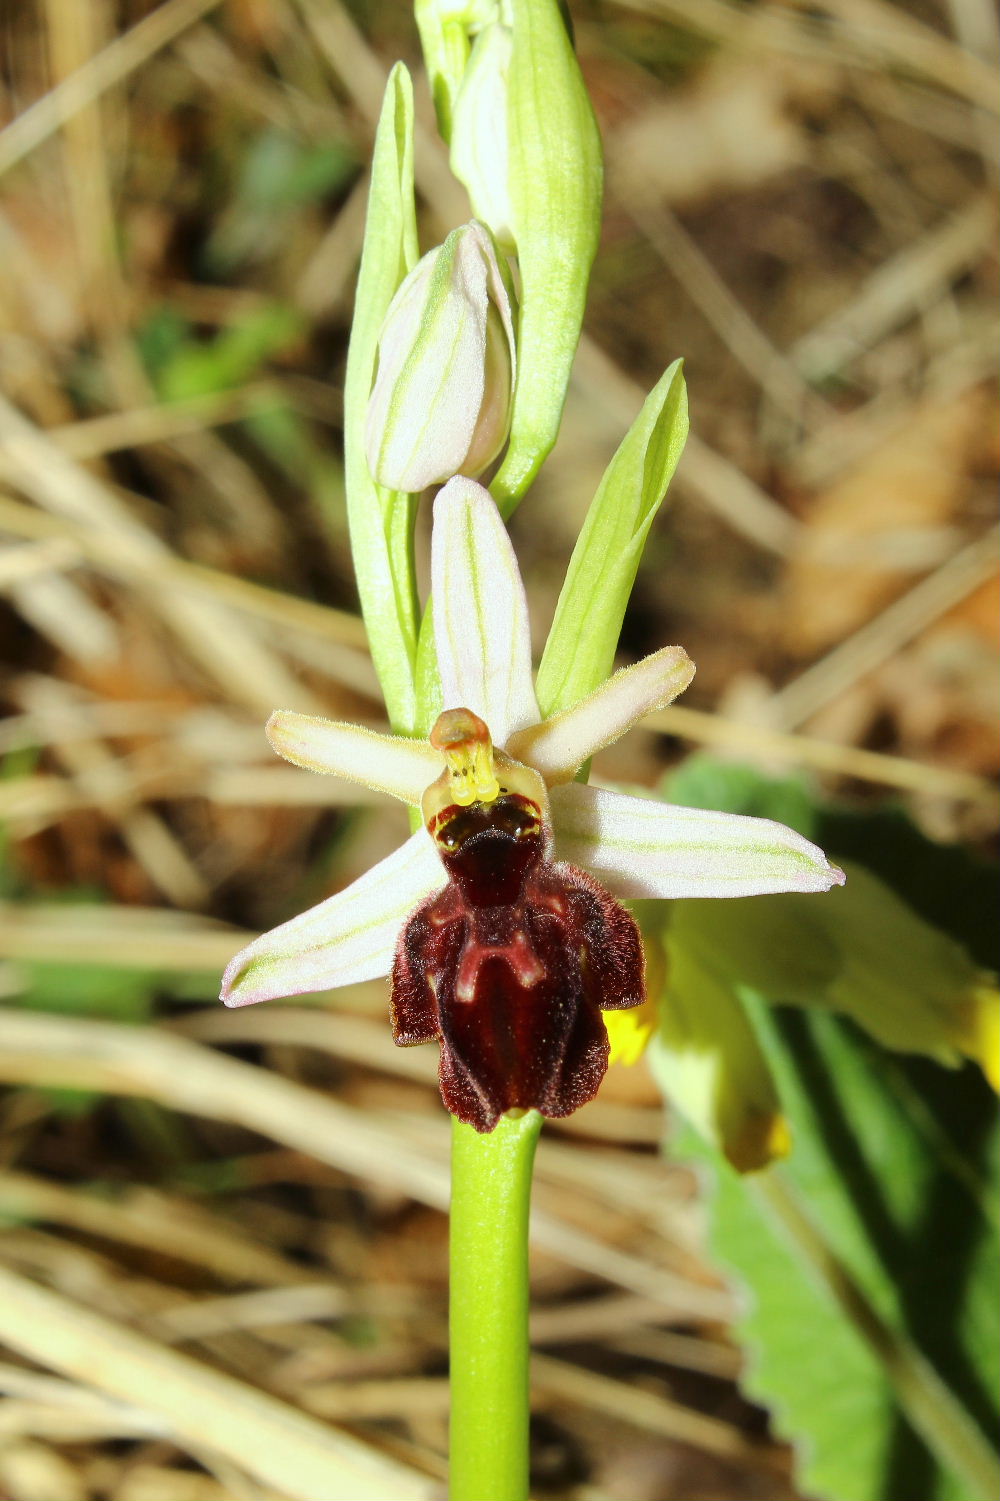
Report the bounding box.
[221,478,844,1132]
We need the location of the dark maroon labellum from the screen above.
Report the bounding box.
[391,792,645,1133]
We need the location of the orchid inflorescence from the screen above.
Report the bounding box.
[215,9,999,1499]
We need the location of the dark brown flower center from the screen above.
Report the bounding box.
[429,793,544,906]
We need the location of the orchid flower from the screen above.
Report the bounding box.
[221,478,844,1131]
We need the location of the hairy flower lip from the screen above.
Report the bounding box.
[221,478,844,1014]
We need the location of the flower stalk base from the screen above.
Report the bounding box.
[449,1109,542,1501]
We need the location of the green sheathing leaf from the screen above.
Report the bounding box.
[680,1003,1000,1501]
[662,755,1000,1499]
[535,360,687,716]
[492,0,604,510]
[684,1122,896,1499]
[342,65,421,732]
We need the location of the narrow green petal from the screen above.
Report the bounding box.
[431,477,539,743]
[266,712,439,805]
[508,646,694,784]
[551,783,845,899]
[220,831,444,1007]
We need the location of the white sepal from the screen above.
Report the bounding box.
[221,830,445,1007]
[551,782,846,900]
[432,477,540,742]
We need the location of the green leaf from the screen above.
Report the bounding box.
[9,957,157,1118]
[670,869,996,1077]
[668,754,1000,974]
[666,752,819,837]
[342,65,421,732]
[664,757,998,1081]
[679,1007,1000,1500]
[656,756,999,1495]
[136,305,191,379]
[235,131,356,213]
[816,803,1000,973]
[205,129,358,273]
[158,304,304,402]
[491,0,604,510]
[15,961,155,1022]
[681,1119,897,1501]
[535,360,687,715]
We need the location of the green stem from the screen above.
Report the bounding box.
[449,1109,542,1501]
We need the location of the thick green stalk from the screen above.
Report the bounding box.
[449,1109,542,1501]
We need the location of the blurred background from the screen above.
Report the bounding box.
[0,1,997,1498]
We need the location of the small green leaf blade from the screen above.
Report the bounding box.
[675,982,999,1501]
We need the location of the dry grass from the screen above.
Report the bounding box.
[0,0,996,1496]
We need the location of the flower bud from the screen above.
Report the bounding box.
[413,1,603,508]
[450,24,515,247]
[364,220,516,493]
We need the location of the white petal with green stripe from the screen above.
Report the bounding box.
[508,645,694,784]
[266,712,440,805]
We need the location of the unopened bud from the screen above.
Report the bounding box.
[365,220,516,493]
[450,24,514,247]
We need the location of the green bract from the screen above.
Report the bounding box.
[342,65,420,732]
[365,221,516,494]
[536,360,688,716]
[492,0,603,510]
